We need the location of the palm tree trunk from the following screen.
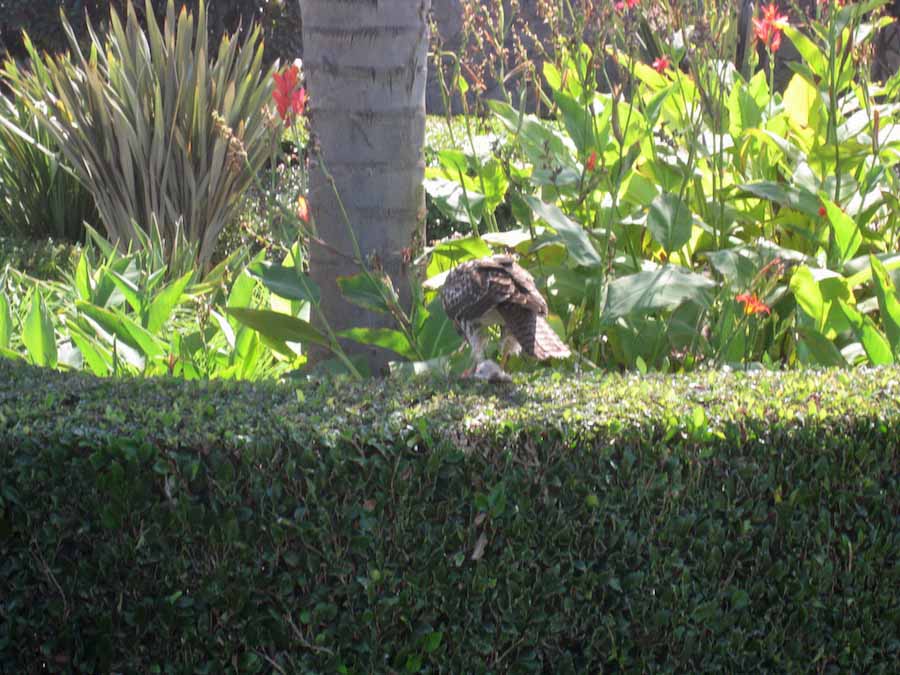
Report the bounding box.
[300,0,430,375]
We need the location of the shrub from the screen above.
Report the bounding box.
[0,362,898,671]
[13,0,279,272]
[0,35,98,242]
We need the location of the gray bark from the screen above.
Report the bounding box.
[300,0,430,375]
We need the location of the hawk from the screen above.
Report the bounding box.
[441,255,570,378]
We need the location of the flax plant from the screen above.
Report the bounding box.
[13,0,279,273]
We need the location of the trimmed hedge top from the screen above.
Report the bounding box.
[2,360,900,452]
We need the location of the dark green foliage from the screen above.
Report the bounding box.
[0,235,80,280]
[1,361,899,671]
[0,1,301,71]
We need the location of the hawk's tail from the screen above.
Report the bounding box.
[499,305,571,360]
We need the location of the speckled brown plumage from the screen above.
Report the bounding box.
[440,255,570,365]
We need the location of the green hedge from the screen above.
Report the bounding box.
[1,360,899,672]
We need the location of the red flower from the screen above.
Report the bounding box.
[615,0,639,11]
[753,3,789,53]
[586,150,597,172]
[818,205,827,217]
[736,293,771,316]
[652,56,670,73]
[273,65,306,123]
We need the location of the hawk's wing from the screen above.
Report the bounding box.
[441,254,547,322]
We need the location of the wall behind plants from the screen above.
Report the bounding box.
[0,1,303,69]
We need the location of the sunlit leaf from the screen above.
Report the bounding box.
[790,265,824,326]
[738,182,821,218]
[0,291,10,350]
[77,302,164,359]
[226,307,329,347]
[837,300,893,365]
[820,197,862,267]
[782,25,828,78]
[23,289,57,367]
[75,251,92,301]
[526,196,602,268]
[647,193,692,254]
[427,237,493,279]
[147,269,193,333]
[602,266,716,322]
[869,254,900,353]
[247,261,321,304]
[796,327,847,367]
[338,327,416,360]
[337,272,398,315]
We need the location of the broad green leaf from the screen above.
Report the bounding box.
[488,100,575,169]
[247,261,321,304]
[783,74,823,139]
[555,90,594,155]
[0,291,10,350]
[782,25,828,78]
[602,266,716,322]
[107,269,143,315]
[869,255,900,352]
[481,228,535,251]
[75,251,92,301]
[790,266,854,337]
[77,313,145,370]
[76,302,164,359]
[526,196,602,268]
[68,325,111,376]
[790,266,824,325]
[738,182,821,218]
[416,297,462,358]
[0,346,22,361]
[706,248,764,288]
[337,273,398,315]
[226,308,329,347]
[424,631,444,654]
[478,158,509,213]
[227,271,257,313]
[647,193,692,254]
[209,308,236,351]
[821,198,862,267]
[147,269,193,333]
[423,176,485,225]
[727,84,762,138]
[837,299,893,365]
[796,327,847,367]
[438,149,468,174]
[543,61,563,91]
[23,290,57,368]
[337,327,416,360]
[427,237,493,279]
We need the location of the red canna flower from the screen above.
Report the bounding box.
[615,0,639,11]
[753,3,789,53]
[736,292,771,316]
[652,56,670,73]
[586,150,597,172]
[273,64,307,123]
